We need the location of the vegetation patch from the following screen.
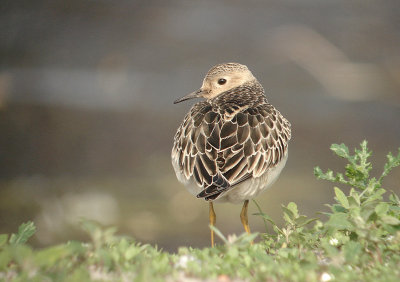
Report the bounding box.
[0,141,399,281]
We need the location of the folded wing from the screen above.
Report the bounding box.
[171,102,291,201]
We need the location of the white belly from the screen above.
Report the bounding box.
[173,152,288,204]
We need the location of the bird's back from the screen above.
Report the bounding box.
[172,80,291,202]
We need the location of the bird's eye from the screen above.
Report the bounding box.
[218,78,227,85]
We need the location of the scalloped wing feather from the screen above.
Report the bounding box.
[172,101,291,201]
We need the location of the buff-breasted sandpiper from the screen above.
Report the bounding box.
[171,63,291,246]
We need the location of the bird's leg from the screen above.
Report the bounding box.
[209,202,216,247]
[240,200,251,234]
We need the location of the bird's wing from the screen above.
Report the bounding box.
[172,102,291,201]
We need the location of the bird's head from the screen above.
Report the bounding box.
[174,63,256,104]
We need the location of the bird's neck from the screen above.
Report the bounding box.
[210,81,267,108]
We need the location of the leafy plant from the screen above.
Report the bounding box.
[313,141,400,272]
[9,221,36,245]
[0,141,399,281]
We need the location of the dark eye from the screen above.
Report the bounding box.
[218,78,227,85]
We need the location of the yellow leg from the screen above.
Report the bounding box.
[209,202,216,247]
[240,200,251,234]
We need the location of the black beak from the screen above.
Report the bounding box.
[173,89,204,104]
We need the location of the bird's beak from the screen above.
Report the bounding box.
[173,89,205,104]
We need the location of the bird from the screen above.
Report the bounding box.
[171,63,291,246]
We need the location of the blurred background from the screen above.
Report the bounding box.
[1,0,399,251]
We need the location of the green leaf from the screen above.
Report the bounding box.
[287,202,299,218]
[282,207,295,223]
[325,213,352,230]
[209,225,228,245]
[374,203,389,216]
[9,221,36,245]
[380,148,400,182]
[0,249,11,270]
[349,189,360,205]
[118,238,129,251]
[69,266,91,281]
[253,212,276,226]
[389,206,400,213]
[357,140,372,171]
[314,167,336,182]
[389,192,400,205]
[321,240,339,256]
[347,196,359,208]
[252,200,274,231]
[331,143,350,159]
[334,187,349,209]
[296,216,319,228]
[335,173,346,183]
[35,244,72,267]
[125,244,140,260]
[381,215,400,225]
[343,241,362,263]
[237,232,259,245]
[331,204,347,213]
[9,244,33,265]
[313,166,323,178]
[0,234,8,248]
[364,188,385,203]
[294,215,308,226]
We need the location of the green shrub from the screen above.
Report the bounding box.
[0,141,399,281]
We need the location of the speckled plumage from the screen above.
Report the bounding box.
[205,63,249,80]
[172,63,291,204]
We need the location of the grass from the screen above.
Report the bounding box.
[0,141,399,281]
